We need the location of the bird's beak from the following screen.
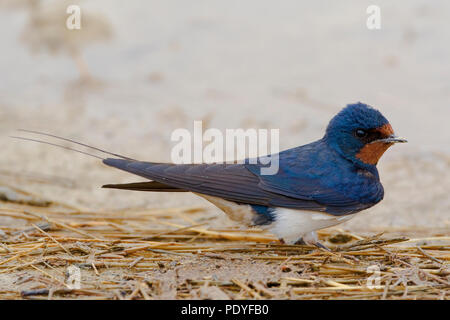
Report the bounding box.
[372,135,408,144]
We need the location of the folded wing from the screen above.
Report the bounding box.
[102,158,375,215]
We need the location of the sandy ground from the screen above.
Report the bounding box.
[0,1,449,299]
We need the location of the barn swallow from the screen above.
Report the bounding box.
[14,102,406,248]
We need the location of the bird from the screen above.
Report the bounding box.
[13,102,406,249]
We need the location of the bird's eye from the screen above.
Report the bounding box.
[355,129,367,138]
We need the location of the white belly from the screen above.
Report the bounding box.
[196,193,356,244]
[266,208,355,244]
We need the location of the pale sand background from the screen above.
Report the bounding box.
[0,0,449,232]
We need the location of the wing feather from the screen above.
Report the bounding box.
[102,140,382,216]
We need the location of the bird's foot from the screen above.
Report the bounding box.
[295,232,331,251]
[294,238,307,245]
[313,241,331,251]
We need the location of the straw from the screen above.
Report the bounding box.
[0,197,448,300]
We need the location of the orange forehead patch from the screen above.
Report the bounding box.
[378,123,394,137]
[356,123,395,165]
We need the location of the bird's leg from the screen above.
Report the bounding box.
[295,231,331,251]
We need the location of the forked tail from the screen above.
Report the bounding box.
[10,129,185,192]
[10,129,135,161]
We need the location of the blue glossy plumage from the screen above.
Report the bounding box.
[103,102,394,218]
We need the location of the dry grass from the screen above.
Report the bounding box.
[0,186,448,300]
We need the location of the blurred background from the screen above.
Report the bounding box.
[0,0,449,232]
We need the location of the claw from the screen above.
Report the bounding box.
[314,241,331,251]
[294,232,331,251]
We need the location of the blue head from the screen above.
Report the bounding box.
[324,102,406,168]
